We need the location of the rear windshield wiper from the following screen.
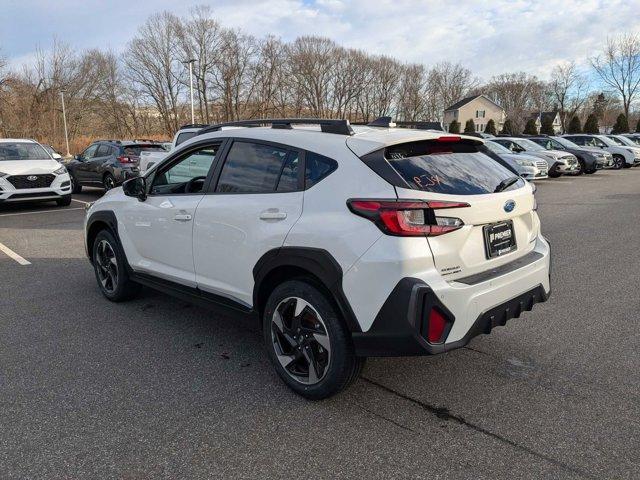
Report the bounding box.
[494,176,521,193]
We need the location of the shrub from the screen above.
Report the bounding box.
[485,118,497,135]
[568,116,582,134]
[449,120,461,133]
[501,119,515,135]
[611,113,629,134]
[583,114,600,134]
[540,115,555,135]
[523,119,538,135]
[464,119,476,134]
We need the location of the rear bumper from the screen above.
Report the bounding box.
[352,237,551,357]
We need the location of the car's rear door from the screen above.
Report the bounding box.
[192,139,304,307]
[386,138,539,281]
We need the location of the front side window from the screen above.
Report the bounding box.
[82,145,99,159]
[151,145,219,195]
[0,142,51,161]
[385,140,523,195]
[216,141,295,194]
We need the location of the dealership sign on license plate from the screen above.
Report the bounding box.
[483,220,517,259]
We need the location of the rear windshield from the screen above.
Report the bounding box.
[385,140,524,195]
[122,144,166,156]
[0,142,51,161]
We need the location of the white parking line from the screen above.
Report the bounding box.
[0,207,84,218]
[71,199,92,206]
[0,242,31,265]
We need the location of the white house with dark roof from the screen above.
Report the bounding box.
[443,95,506,133]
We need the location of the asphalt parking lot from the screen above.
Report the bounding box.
[1,172,639,480]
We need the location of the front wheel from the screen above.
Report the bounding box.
[548,165,562,178]
[613,155,625,170]
[56,195,72,206]
[263,280,364,400]
[92,229,141,302]
[70,175,82,193]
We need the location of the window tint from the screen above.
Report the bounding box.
[96,144,111,157]
[82,144,99,159]
[305,152,338,188]
[175,131,198,146]
[151,146,219,195]
[216,142,292,193]
[385,140,524,195]
[276,152,299,192]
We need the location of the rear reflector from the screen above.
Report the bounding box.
[347,199,469,237]
[427,308,448,343]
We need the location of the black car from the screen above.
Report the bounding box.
[526,136,604,174]
[67,140,165,192]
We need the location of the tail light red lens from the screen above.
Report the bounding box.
[347,199,469,237]
[427,308,448,343]
[117,155,135,164]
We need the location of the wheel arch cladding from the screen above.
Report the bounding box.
[253,247,362,332]
[86,210,119,261]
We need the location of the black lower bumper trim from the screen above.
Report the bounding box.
[352,280,549,357]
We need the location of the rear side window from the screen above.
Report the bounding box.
[305,152,337,188]
[384,140,524,195]
[216,141,296,193]
[175,131,198,146]
[96,144,111,157]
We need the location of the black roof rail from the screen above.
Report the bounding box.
[197,118,355,136]
[367,116,395,128]
[395,121,444,132]
[179,123,209,130]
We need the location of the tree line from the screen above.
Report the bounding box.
[0,7,639,153]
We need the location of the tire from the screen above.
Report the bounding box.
[70,175,82,194]
[92,229,141,302]
[613,155,625,170]
[263,279,364,400]
[623,160,632,169]
[576,159,585,175]
[548,165,562,178]
[56,194,72,206]
[103,173,117,191]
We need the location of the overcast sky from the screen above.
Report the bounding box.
[2,0,640,80]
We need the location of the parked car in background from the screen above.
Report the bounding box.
[484,140,548,180]
[605,135,640,167]
[527,136,610,173]
[622,133,640,145]
[42,144,64,161]
[140,124,208,174]
[491,137,579,177]
[0,139,71,206]
[84,118,551,399]
[563,134,640,169]
[66,140,165,192]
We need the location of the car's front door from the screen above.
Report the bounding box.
[88,144,111,184]
[74,144,98,182]
[118,142,222,287]
[193,139,304,307]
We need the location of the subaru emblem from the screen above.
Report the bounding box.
[504,200,516,213]
[27,175,38,181]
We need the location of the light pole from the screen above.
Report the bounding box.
[183,59,196,124]
[60,89,71,157]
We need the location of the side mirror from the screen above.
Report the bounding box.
[123,177,147,201]
[74,155,82,161]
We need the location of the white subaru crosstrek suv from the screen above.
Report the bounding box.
[0,139,72,206]
[84,118,551,399]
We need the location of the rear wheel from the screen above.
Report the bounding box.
[613,155,625,170]
[92,229,141,302]
[263,280,364,400]
[103,173,117,190]
[576,159,585,175]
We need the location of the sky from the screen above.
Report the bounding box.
[2,0,640,81]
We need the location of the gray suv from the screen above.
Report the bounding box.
[66,140,165,192]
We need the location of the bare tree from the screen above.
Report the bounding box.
[125,12,185,134]
[430,62,479,119]
[550,61,590,133]
[591,34,640,119]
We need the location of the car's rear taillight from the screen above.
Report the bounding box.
[117,155,135,164]
[427,308,448,343]
[347,199,469,237]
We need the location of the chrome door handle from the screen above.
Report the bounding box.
[174,214,192,222]
[259,210,287,220]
